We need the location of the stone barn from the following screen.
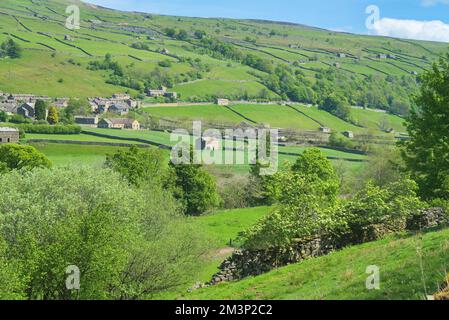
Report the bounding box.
[0,127,19,144]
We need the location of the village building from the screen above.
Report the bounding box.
[0,102,19,114]
[343,131,354,139]
[112,93,131,100]
[337,53,346,58]
[161,48,170,55]
[216,98,230,106]
[75,116,99,125]
[320,126,332,134]
[146,86,167,97]
[146,86,177,99]
[164,92,178,99]
[0,127,19,144]
[98,118,140,130]
[411,71,418,76]
[17,102,36,119]
[64,35,72,41]
[54,98,69,108]
[333,62,341,68]
[196,136,220,151]
[377,54,387,59]
[108,103,130,115]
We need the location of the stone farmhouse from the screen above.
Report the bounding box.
[0,127,19,144]
[89,94,140,114]
[216,98,230,106]
[343,131,354,139]
[146,86,178,99]
[74,116,99,125]
[0,93,69,117]
[98,118,140,130]
[320,126,332,134]
[196,136,220,151]
[108,103,130,115]
[17,102,36,119]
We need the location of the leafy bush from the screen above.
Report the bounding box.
[0,38,22,59]
[0,144,51,173]
[241,149,340,249]
[0,167,205,299]
[105,146,167,187]
[169,161,221,216]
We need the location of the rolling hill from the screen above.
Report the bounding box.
[0,0,445,102]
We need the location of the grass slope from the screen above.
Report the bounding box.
[185,228,449,300]
[0,0,446,101]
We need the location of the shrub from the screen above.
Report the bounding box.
[0,144,52,173]
[169,160,221,216]
[0,167,205,299]
[105,146,167,187]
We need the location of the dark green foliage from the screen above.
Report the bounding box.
[402,53,449,200]
[8,123,81,134]
[0,110,8,122]
[319,94,352,121]
[158,59,172,68]
[328,132,354,149]
[0,144,52,173]
[194,30,206,39]
[34,100,47,121]
[169,155,221,215]
[88,53,124,77]
[0,38,22,59]
[105,146,166,187]
[61,99,90,124]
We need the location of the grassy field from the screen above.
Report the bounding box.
[229,104,320,130]
[155,206,271,299]
[189,206,271,249]
[184,228,449,300]
[28,142,129,167]
[24,133,143,144]
[24,129,366,176]
[143,105,245,125]
[351,108,406,133]
[0,0,445,101]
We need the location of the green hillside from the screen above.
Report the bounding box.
[184,228,449,300]
[0,0,445,105]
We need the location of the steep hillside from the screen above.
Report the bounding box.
[184,228,449,300]
[0,0,446,114]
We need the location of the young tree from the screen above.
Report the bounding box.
[402,53,449,199]
[169,151,220,215]
[47,106,59,124]
[0,144,52,173]
[105,146,166,187]
[0,38,22,59]
[34,99,47,121]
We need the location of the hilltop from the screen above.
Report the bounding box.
[0,0,446,116]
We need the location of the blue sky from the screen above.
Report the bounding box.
[86,0,449,42]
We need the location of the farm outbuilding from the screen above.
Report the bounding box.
[0,127,19,144]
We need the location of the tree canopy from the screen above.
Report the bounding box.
[402,53,449,200]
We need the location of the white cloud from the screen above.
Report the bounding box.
[371,18,449,43]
